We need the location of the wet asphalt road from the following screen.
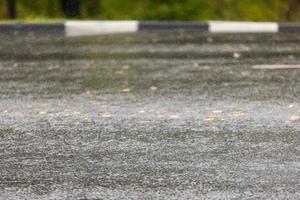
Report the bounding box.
[0,32,300,200]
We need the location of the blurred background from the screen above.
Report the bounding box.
[0,0,299,22]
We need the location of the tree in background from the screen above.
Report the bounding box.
[81,0,102,18]
[60,0,81,18]
[15,0,62,19]
[141,0,210,20]
[0,0,299,21]
[7,0,17,19]
[285,0,300,21]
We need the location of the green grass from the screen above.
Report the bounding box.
[0,18,67,24]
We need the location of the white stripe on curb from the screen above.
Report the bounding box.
[209,21,278,33]
[65,21,139,37]
[252,65,300,69]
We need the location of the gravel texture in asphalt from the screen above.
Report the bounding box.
[0,32,300,199]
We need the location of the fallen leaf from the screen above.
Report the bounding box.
[204,114,218,122]
[85,90,91,96]
[201,66,211,70]
[289,116,300,122]
[101,113,111,118]
[150,86,158,91]
[122,88,131,92]
[230,111,246,117]
[212,110,223,114]
[241,71,250,76]
[169,115,180,119]
[233,53,241,59]
[48,64,60,70]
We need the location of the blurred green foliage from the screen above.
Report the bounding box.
[0,0,299,21]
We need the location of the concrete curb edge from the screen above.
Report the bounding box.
[0,21,300,37]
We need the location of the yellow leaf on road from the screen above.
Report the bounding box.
[122,88,131,92]
[230,111,246,117]
[101,113,111,118]
[169,115,180,119]
[150,86,158,91]
[85,90,91,96]
[289,116,300,122]
[233,53,241,59]
[204,114,218,122]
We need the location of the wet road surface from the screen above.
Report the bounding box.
[0,32,300,199]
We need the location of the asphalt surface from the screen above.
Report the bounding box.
[0,32,300,200]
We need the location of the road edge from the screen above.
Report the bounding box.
[0,21,300,37]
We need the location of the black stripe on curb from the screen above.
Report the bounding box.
[139,22,209,31]
[279,24,300,32]
[0,23,65,35]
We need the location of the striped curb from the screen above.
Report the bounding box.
[1,21,300,37]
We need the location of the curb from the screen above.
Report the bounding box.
[1,21,300,37]
[0,23,65,35]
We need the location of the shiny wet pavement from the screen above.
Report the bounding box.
[0,32,300,199]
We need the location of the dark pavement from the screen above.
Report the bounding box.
[0,32,300,199]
